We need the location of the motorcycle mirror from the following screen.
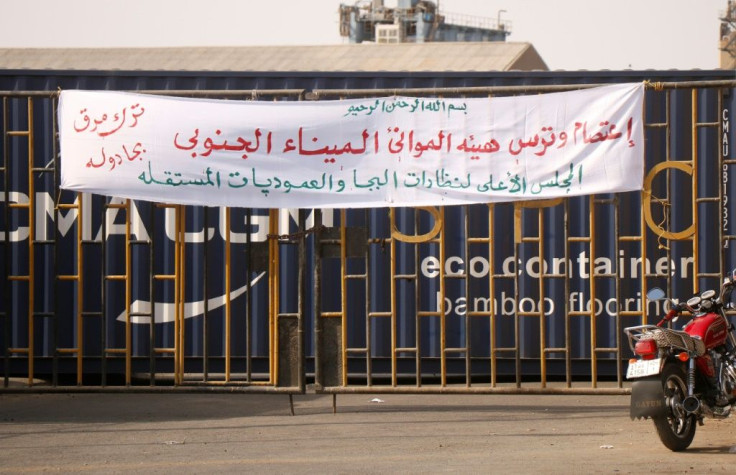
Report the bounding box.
[646,287,666,301]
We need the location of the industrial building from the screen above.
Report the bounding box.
[0,0,546,72]
[339,0,510,44]
[0,42,547,72]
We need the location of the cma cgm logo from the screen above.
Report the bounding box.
[0,192,336,243]
[2,191,336,324]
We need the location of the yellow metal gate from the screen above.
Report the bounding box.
[2,90,307,392]
[310,80,736,394]
[1,80,735,393]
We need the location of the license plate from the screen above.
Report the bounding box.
[626,358,663,379]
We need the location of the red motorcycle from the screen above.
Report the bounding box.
[624,272,736,451]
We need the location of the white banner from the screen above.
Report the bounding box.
[59,83,644,208]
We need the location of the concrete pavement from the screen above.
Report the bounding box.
[1,391,736,473]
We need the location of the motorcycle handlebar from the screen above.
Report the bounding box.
[657,306,683,327]
[651,270,736,327]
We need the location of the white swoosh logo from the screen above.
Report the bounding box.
[116,272,265,324]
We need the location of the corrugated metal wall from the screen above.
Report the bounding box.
[1,70,734,392]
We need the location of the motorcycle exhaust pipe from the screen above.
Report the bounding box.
[683,396,701,414]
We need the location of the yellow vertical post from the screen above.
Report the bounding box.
[225,207,231,382]
[173,206,179,384]
[77,197,84,384]
[513,205,523,388]
[269,209,279,385]
[589,195,597,388]
[488,204,497,387]
[340,209,348,387]
[179,206,187,384]
[692,88,699,295]
[640,196,648,325]
[27,98,34,386]
[439,206,447,387]
[538,210,546,388]
[173,205,182,385]
[640,133,649,326]
[181,207,187,384]
[125,199,132,385]
[389,208,397,386]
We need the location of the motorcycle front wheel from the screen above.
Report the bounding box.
[652,363,696,451]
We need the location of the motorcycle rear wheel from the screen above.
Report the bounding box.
[652,363,697,451]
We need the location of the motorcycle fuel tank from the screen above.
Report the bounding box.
[685,313,728,349]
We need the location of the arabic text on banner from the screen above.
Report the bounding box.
[59,83,645,208]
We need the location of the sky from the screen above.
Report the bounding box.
[0,0,730,71]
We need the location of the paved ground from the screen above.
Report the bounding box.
[1,389,736,474]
